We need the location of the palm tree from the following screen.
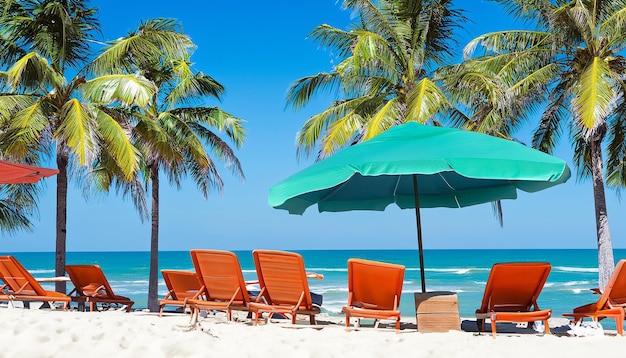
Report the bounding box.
[0,0,154,292]
[447,0,626,288]
[0,183,39,235]
[286,0,467,159]
[90,19,247,311]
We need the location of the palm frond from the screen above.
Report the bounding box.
[286,72,343,110]
[133,115,181,164]
[186,124,244,181]
[90,152,149,221]
[165,61,224,107]
[606,102,626,188]
[362,97,400,140]
[170,107,246,148]
[94,108,139,180]
[320,110,366,156]
[600,4,626,52]
[5,52,59,90]
[56,98,96,166]
[2,99,48,157]
[464,30,552,58]
[406,78,449,123]
[296,97,370,157]
[571,57,615,130]
[0,93,36,121]
[532,92,568,153]
[308,24,357,58]
[418,0,467,67]
[89,18,194,76]
[571,123,593,180]
[80,74,156,107]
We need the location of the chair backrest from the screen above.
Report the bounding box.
[252,250,313,309]
[190,250,249,303]
[161,270,201,301]
[347,258,405,310]
[0,255,47,296]
[479,262,551,313]
[65,265,116,298]
[597,259,626,310]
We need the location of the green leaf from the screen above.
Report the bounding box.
[56,98,94,165]
[572,57,615,129]
[81,74,156,107]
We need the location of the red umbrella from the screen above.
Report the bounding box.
[0,160,59,184]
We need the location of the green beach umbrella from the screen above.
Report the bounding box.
[269,122,571,292]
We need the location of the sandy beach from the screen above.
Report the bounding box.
[0,307,623,358]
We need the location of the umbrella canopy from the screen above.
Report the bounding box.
[269,122,571,292]
[0,160,59,184]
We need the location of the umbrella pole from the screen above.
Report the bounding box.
[413,174,426,293]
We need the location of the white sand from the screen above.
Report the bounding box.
[0,307,623,358]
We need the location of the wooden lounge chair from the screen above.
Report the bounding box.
[187,249,251,322]
[0,255,70,309]
[475,262,552,338]
[563,259,626,336]
[159,270,203,317]
[341,258,405,332]
[249,250,321,325]
[65,264,134,312]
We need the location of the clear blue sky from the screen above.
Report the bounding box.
[2,0,624,252]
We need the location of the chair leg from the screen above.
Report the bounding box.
[476,319,484,332]
[490,317,497,338]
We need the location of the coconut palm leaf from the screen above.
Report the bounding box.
[80,74,156,107]
[94,108,139,180]
[606,103,626,188]
[307,24,357,58]
[406,77,449,123]
[286,73,344,110]
[88,18,193,75]
[0,184,36,235]
[170,107,246,147]
[165,61,224,107]
[572,57,615,130]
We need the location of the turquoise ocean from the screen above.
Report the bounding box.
[3,249,621,321]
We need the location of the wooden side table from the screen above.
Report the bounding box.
[414,291,461,332]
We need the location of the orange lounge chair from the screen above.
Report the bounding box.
[65,264,134,312]
[0,255,70,309]
[249,250,321,325]
[341,258,405,332]
[159,270,203,317]
[563,259,626,335]
[187,249,251,322]
[476,262,552,338]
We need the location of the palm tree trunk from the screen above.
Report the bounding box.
[55,148,68,293]
[590,137,614,289]
[147,163,160,312]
